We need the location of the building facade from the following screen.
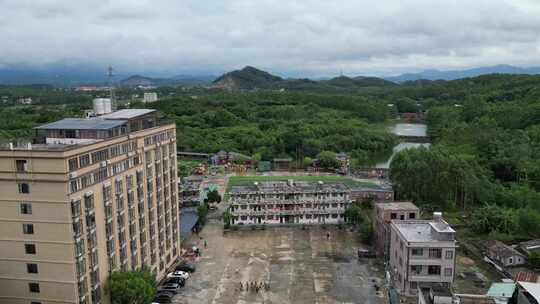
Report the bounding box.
[0,109,180,304]
[373,202,419,259]
[350,186,394,202]
[229,180,351,225]
[143,92,158,103]
[389,213,456,296]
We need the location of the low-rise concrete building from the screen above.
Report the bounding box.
[229,180,351,225]
[389,213,457,296]
[485,240,527,268]
[373,201,419,259]
[349,186,394,202]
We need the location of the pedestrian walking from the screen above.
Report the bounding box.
[204,240,207,248]
[326,232,330,239]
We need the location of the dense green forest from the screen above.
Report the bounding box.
[142,91,397,160]
[389,74,540,239]
[3,74,540,240]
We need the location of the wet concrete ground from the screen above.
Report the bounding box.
[173,220,386,304]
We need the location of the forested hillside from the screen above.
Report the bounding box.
[389,74,540,239]
[145,91,397,160]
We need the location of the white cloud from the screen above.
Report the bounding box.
[1,0,540,76]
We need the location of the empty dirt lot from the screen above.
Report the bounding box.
[173,220,386,304]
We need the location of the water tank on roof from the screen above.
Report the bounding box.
[93,98,112,115]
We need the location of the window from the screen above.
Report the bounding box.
[23,223,34,234]
[409,212,416,219]
[400,214,405,220]
[428,265,441,275]
[444,268,453,277]
[18,182,30,194]
[445,250,454,259]
[390,213,397,219]
[16,159,28,172]
[428,248,442,258]
[68,157,79,171]
[410,265,422,275]
[25,244,36,254]
[28,282,40,293]
[509,258,513,264]
[27,263,38,273]
[411,248,423,256]
[79,154,90,167]
[31,302,42,304]
[20,203,32,215]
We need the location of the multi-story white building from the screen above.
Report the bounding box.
[143,92,158,103]
[229,180,351,225]
[389,213,456,296]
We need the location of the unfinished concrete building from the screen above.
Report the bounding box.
[229,180,351,225]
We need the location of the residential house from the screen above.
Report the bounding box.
[389,212,457,296]
[485,240,527,267]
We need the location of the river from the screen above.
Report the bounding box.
[375,123,430,169]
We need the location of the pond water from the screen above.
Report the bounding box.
[375,123,430,169]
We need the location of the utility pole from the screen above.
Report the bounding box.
[107,65,116,110]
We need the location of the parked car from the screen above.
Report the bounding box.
[175,261,196,272]
[152,291,174,303]
[167,270,190,280]
[164,276,185,287]
[157,283,182,294]
[357,249,376,259]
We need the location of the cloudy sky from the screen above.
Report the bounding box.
[1,0,540,77]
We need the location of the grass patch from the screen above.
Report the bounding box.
[226,175,377,191]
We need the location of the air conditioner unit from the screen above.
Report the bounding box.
[69,172,78,179]
[101,161,107,167]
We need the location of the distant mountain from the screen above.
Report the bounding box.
[324,75,396,88]
[386,64,540,82]
[212,66,282,89]
[212,66,394,90]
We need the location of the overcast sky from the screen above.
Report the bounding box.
[1,0,540,77]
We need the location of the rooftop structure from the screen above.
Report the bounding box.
[1,109,161,151]
[229,180,351,225]
[230,180,349,194]
[517,281,540,304]
[487,283,516,304]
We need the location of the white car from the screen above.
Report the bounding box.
[167,270,190,280]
